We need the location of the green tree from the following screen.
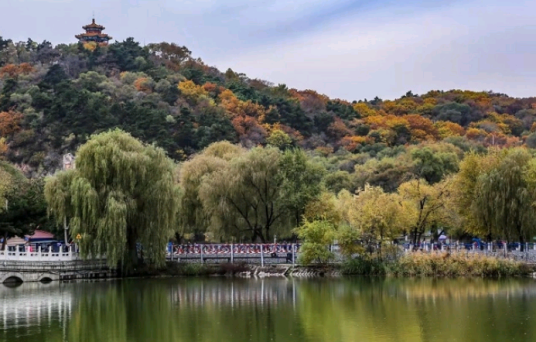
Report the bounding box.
[266,129,292,149]
[411,146,459,184]
[279,149,325,227]
[199,146,291,242]
[0,162,48,248]
[295,219,335,265]
[45,129,180,270]
[177,141,242,241]
[453,150,502,239]
[472,148,536,247]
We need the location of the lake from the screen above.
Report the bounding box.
[1,277,535,342]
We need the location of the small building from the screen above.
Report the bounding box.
[2,230,58,252]
[63,153,75,170]
[75,18,113,46]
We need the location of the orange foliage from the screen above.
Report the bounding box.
[0,63,34,78]
[202,82,224,98]
[404,114,438,141]
[340,136,371,152]
[0,111,23,136]
[133,77,152,93]
[465,128,488,141]
[328,117,353,139]
[231,116,267,142]
[219,89,265,119]
[289,89,329,104]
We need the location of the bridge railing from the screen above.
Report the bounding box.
[169,243,300,255]
[0,245,80,262]
[166,243,303,265]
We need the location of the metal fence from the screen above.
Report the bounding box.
[167,243,301,266]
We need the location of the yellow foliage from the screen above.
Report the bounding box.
[435,121,465,138]
[0,137,7,157]
[304,192,342,225]
[178,80,208,103]
[352,102,376,117]
[83,42,97,52]
[346,184,404,242]
[397,178,453,242]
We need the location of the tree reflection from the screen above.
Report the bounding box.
[1,278,536,342]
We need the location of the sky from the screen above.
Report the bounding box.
[2,0,536,101]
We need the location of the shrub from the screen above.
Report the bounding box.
[341,252,530,277]
[342,257,387,275]
[392,252,529,277]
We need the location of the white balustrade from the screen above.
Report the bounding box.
[0,245,80,261]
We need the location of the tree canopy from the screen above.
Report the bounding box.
[45,129,180,270]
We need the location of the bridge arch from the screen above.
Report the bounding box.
[38,275,54,283]
[1,273,24,284]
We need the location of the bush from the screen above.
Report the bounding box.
[392,252,529,277]
[179,263,211,276]
[342,257,387,275]
[341,252,530,277]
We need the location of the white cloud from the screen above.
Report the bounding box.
[211,0,536,100]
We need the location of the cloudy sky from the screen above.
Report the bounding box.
[2,0,536,101]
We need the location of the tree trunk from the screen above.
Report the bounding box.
[251,230,258,243]
[1,232,7,250]
[412,228,419,247]
[126,228,139,272]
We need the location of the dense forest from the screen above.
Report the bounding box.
[2,35,536,255]
[1,36,536,176]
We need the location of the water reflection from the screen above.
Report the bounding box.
[1,278,536,342]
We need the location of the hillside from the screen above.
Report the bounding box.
[1,36,536,181]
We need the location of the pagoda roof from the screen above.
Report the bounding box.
[76,33,113,39]
[83,18,105,30]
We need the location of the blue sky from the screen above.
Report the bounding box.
[2,0,536,100]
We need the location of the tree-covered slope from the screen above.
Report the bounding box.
[1,36,536,176]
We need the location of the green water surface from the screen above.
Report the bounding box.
[1,277,535,342]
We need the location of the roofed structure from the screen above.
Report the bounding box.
[75,18,113,46]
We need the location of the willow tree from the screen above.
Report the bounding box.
[199,146,291,242]
[177,141,243,241]
[472,148,536,247]
[452,150,502,239]
[45,129,180,270]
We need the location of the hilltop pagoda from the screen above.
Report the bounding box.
[75,18,113,46]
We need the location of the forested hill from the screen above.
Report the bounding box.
[1,36,536,178]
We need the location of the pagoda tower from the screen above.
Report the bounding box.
[75,18,113,46]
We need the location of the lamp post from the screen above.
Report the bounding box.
[63,217,69,247]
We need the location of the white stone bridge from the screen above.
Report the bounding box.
[0,247,114,284]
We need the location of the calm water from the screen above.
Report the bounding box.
[1,277,535,342]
